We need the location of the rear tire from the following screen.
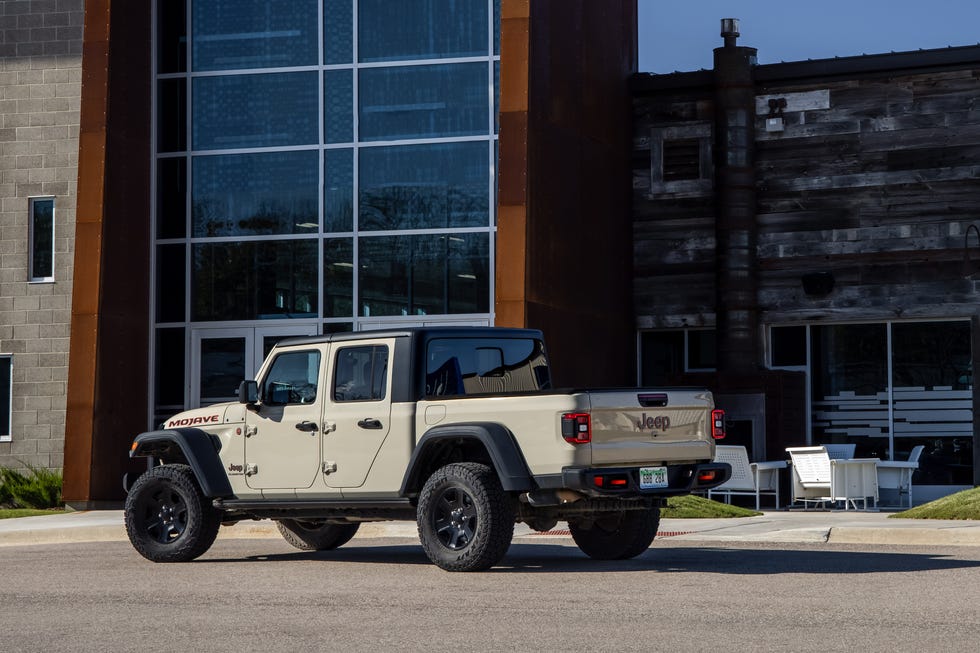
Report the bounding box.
[569,508,660,560]
[276,520,360,551]
[124,464,221,563]
[417,462,515,572]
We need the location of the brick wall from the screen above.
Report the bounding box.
[0,0,83,471]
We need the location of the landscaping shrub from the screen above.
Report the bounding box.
[0,464,63,509]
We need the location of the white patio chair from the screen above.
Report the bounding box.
[823,443,856,460]
[708,445,786,510]
[786,446,833,509]
[830,458,879,510]
[877,445,924,509]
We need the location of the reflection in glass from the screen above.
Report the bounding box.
[359,63,488,141]
[193,72,317,150]
[192,240,318,321]
[29,198,54,280]
[359,233,489,317]
[192,151,318,237]
[425,337,550,396]
[358,0,488,62]
[192,0,317,71]
[324,69,353,143]
[324,0,354,64]
[325,149,353,232]
[359,142,489,230]
[811,324,888,458]
[324,238,354,317]
[200,337,246,401]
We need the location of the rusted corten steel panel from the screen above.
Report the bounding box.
[64,0,151,506]
[497,0,637,387]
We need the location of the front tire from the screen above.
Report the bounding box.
[124,464,221,563]
[276,520,360,551]
[569,508,661,560]
[417,462,515,572]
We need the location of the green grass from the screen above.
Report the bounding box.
[891,486,980,520]
[0,508,67,520]
[661,494,761,518]
[0,463,64,510]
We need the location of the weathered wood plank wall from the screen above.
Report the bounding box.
[633,57,980,331]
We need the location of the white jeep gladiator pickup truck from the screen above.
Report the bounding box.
[124,327,730,571]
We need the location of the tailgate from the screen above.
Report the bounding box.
[587,389,715,466]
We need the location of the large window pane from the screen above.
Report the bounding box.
[192,151,318,237]
[358,0,488,62]
[155,328,185,408]
[158,78,186,153]
[157,158,187,239]
[156,244,186,323]
[359,142,489,230]
[192,240,318,320]
[200,337,246,402]
[324,69,353,143]
[359,233,489,317]
[193,72,317,150]
[192,0,317,71]
[325,149,353,232]
[811,324,888,458]
[324,238,353,317]
[158,0,186,73]
[358,63,489,141]
[324,0,353,64]
[892,321,973,484]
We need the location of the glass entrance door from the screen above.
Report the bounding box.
[190,325,317,407]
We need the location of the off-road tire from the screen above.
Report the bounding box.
[569,507,661,560]
[276,520,360,551]
[124,464,221,563]
[417,462,515,572]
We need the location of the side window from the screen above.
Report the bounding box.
[334,345,388,402]
[261,350,320,405]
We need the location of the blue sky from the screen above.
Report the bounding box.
[638,0,980,73]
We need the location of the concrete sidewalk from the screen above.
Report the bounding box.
[3,509,980,548]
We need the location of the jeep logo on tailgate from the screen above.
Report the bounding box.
[636,413,670,432]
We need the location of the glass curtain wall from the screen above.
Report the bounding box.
[153,0,500,418]
[771,321,973,486]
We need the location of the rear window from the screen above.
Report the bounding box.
[425,338,551,397]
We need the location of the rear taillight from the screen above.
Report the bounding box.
[711,409,726,439]
[561,412,591,444]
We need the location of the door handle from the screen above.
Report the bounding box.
[295,421,319,433]
[357,418,383,430]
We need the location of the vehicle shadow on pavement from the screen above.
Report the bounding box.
[205,541,980,574]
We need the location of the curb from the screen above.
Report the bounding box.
[828,526,980,547]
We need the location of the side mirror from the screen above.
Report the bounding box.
[238,380,258,404]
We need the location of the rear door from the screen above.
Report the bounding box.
[322,339,394,488]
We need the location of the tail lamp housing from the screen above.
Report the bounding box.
[561,412,591,444]
[711,409,726,439]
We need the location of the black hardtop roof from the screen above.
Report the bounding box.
[272,326,545,349]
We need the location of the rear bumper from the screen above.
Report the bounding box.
[560,462,731,498]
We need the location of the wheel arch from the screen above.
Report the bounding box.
[400,422,533,497]
[130,428,233,498]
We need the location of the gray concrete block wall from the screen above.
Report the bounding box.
[0,0,83,472]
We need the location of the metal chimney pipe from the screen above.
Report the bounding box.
[713,19,760,373]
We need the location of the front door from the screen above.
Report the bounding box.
[244,346,325,490]
[323,339,394,488]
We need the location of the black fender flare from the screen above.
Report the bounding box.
[130,428,234,498]
[400,422,533,495]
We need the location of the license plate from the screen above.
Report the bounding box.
[639,466,668,489]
